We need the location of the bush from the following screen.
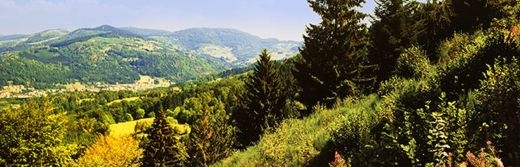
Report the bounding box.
[0,99,78,166]
[396,46,432,78]
[470,57,520,165]
[77,135,143,167]
[438,31,519,100]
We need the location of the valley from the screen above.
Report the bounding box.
[0,75,171,99]
[1,0,520,166]
[0,25,300,89]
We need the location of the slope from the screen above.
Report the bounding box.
[0,26,228,88]
[170,28,301,64]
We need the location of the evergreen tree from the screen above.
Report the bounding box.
[414,0,453,60]
[293,0,372,115]
[448,0,517,32]
[368,0,418,84]
[142,108,187,167]
[234,49,288,147]
[186,93,234,166]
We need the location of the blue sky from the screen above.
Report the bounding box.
[0,0,377,41]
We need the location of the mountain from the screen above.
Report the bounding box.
[0,25,300,88]
[120,27,172,36]
[0,34,28,41]
[170,28,301,64]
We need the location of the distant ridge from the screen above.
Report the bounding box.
[0,25,301,88]
[120,27,172,36]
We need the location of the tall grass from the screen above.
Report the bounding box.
[215,95,381,166]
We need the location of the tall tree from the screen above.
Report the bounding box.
[186,92,234,166]
[414,0,454,61]
[234,49,288,147]
[293,0,371,115]
[368,0,418,84]
[142,108,187,167]
[448,0,517,32]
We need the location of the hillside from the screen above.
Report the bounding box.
[0,25,300,88]
[170,28,301,64]
[217,27,520,166]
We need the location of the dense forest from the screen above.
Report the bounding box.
[1,0,520,166]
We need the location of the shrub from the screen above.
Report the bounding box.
[438,31,519,100]
[77,135,143,167]
[0,99,78,166]
[470,57,520,165]
[396,46,432,78]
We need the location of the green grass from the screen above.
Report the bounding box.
[106,97,140,106]
[109,118,154,136]
[108,117,191,137]
[215,95,382,166]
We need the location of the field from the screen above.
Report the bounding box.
[107,97,140,106]
[108,117,191,136]
[108,118,153,136]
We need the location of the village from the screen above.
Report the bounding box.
[0,75,171,99]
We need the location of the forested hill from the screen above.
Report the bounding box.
[0,25,300,88]
[169,28,301,64]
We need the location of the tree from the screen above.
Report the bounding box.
[414,0,454,60]
[78,135,143,167]
[234,49,288,147]
[0,98,77,166]
[186,92,234,166]
[368,0,418,84]
[141,108,188,167]
[448,0,517,32]
[293,0,372,115]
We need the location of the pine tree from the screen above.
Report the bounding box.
[186,93,234,166]
[414,0,453,61]
[293,0,371,115]
[234,49,288,147]
[448,0,516,32]
[142,108,187,167]
[368,0,418,84]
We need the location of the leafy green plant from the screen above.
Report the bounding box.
[396,46,432,79]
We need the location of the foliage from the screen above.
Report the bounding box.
[77,135,143,167]
[469,57,520,165]
[368,0,419,84]
[141,109,188,167]
[396,46,433,78]
[185,92,235,166]
[293,0,373,115]
[0,98,78,166]
[234,49,289,147]
[438,30,519,100]
[216,96,380,166]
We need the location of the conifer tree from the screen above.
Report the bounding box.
[234,49,288,147]
[142,108,187,167]
[293,0,371,115]
[414,0,453,60]
[448,0,516,32]
[369,0,418,84]
[186,93,234,166]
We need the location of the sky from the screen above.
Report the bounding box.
[0,0,377,41]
